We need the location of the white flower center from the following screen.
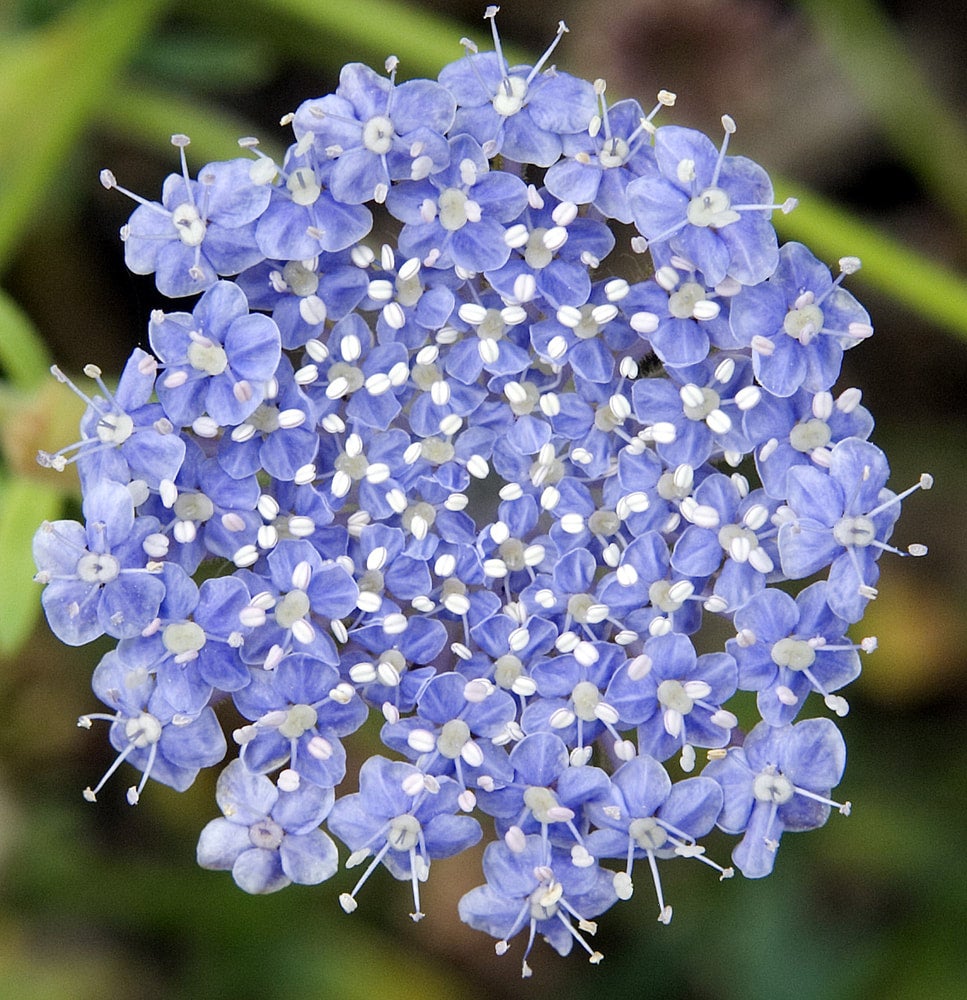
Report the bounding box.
[783,300,825,345]
[249,817,285,850]
[278,703,318,739]
[752,769,795,804]
[362,115,395,155]
[492,75,528,117]
[124,711,163,748]
[686,186,740,229]
[437,719,471,759]
[388,814,422,852]
[275,589,311,627]
[76,552,120,584]
[770,637,816,671]
[187,338,229,376]
[173,492,215,523]
[438,188,470,231]
[628,816,667,850]
[172,203,207,246]
[287,167,321,206]
[162,621,207,655]
[789,418,832,453]
[832,515,876,548]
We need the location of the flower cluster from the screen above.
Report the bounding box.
[34,8,930,976]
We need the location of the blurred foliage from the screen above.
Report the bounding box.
[0,0,965,997]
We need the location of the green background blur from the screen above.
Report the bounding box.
[1,1,965,997]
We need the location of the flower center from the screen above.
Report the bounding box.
[717,524,759,562]
[832,515,876,548]
[96,412,134,445]
[571,680,601,721]
[528,881,561,920]
[282,260,320,297]
[173,492,215,523]
[362,114,395,155]
[278,703,318,739]
[388,813,422,851]
[437,718,471,758]
[124,711,163,748]
[287,167,321,206]
[494,654,524,689]
[628,816,667,850]
[685,186,740,229]
[76,552,120,584]
[523,785,560,823]
[162,621,207,655]
[752,769,795,804]
[783,300,825,345]
[599,136,630,169]
[172,202,207,246]
[668,281,706,320]
[770,637,816,671]
[523,229,554,270]
[439,188,471,231]
[249,817,285,850]
[681,385,721,421]
[789,418,832,453]
[187,338,229,376]
[657,678,693,714]
[275,589,311,627]
[492,74,528,117]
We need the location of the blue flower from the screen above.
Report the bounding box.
[484,186,615,308]
[777,437,929,622]
[33,480,168,645]
[703,717,850,878]
[626,122,790,286]
[292,61,455,204]
[729,242,872,396]
[235,252,369,350]
[458,833,617,974]
[545,90,663,223]
[39,352,186,492]
[103,141,271,298]
[438,12,596,168]
[232,652,367,788]
[729,581,864,724]
[149,280,282,426]
[605,632,737,771]
[742,386,875,500]
[386,133,528,272]
[327,755,482,920]
[81,642,226,804]
[254,144,373,259]
[197,759,338,893]
[585,754,729,919]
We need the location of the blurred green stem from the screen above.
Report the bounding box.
[795,0,967,234]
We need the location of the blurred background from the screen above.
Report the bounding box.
[1,1,965,997]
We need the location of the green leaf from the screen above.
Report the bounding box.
[0,475,63,655]
[0,287,51,391]
[0,0,170,270]
[99,84,286,167]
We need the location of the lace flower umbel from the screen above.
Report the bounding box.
[35,5,929,976]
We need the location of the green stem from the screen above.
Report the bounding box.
[795,0,967,234]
